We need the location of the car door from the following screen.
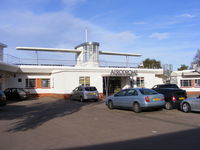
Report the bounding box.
[113,89,128,107]
[123,89,139,107]
[12,88,19,99]
[71,87,79,99]
[77,87,84,99]
[4,89,11,99]
[191,97,200,110]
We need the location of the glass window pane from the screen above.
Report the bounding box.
[42,79,50,88]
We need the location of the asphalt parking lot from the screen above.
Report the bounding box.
[0,97,200,150]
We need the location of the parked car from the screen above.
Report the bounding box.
[105,88,165,113]
[0,90,6,106]
[152,84,187,110]
[4,88,29,100]
[71,86,99,102]
[180,96,200,113]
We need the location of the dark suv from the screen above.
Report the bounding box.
[4,88,29,100]
[71,86,99,102]
[152,84,187,109]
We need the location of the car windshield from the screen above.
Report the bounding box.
[139,89,158,95]
[17,89,26,94]
[84,87,97,91]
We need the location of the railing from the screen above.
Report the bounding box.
[1,54,142,68]
[1,54,20,64]
[99,60,140,68]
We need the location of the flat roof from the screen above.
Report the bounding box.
[75,42,100,49]
[0,42,7,48]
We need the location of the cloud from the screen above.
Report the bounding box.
[178,13,195,18]
[0,9,139,59]
[149,32,170,40]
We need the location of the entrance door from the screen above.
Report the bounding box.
[103,77,121,96]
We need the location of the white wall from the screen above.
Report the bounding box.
[4,67,164,95]
[137,73,163,88]
[5,73,53,94]
[52,71,103,94]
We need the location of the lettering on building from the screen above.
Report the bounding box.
[110,70,137,76]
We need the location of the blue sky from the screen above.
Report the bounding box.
[0,0,200,69]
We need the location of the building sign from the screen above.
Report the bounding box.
[110,70,137,76]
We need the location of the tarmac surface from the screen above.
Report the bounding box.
[0,97,200,150]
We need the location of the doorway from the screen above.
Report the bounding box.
[103,77,122,96]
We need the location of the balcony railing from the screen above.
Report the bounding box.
[1,54,141,68]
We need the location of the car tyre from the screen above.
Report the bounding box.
[80,97,84,102]
[108,100,114,109]
[133,103,141,113]
[182,103,191,113]
[94,99,98,102]
[165,102,173,110]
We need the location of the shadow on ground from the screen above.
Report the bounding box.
[52,127,200,150]
[0,98,96,132]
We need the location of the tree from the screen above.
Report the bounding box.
[191,49,200,67]
[178,64,189,71]
[142,58,162,69]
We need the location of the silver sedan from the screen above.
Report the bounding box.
[105,88,165,113]
[180,96,200,113]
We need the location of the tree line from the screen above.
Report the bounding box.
[141,49,200,71]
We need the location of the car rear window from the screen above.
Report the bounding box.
[159,84,179,88]
[139,89,158,95]
[84,87,97,91]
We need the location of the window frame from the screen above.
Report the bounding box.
[180,80,192,87]
[25,79,36,88]
[136,77,144,88]
[41,79,50,88]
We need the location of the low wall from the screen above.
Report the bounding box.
[187,91,200,97]
[30,93,104,100]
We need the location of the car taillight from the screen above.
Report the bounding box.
[145,96,150,102]
[172,96,176,101]
[162,96,165,101]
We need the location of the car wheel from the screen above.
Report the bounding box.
[133,103,141,113]
[165,102,173,110]
[69,95,73,100]
[182,103,191,113]
[80,97,84,102]
[108,100,114,109]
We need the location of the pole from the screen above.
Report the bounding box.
[36,51,38,65]
[85,28,88,42]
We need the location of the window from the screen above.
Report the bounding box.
[126,89,138,96]
[78,87,83,91]
[180,80,192,87]
[84,87,97,91]
[195,79,200,87]
[42,79,50,88]
[18,78,22,82]
[115,90,127,96]
[79,76,90,86]
[139,89,158,95]
[136,77,144,88]
[26,79,36,88]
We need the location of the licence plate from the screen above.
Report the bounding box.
[179,97,185,100]
[153,98,160,101]
[88,93,96,95]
